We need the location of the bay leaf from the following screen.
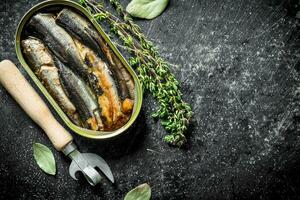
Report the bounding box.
[126,0,169,19]
[124,183,151,200]
[33,143,56,175]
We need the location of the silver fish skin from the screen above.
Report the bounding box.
[21,37,81,125]
[28,13,89,80]
[74,39,126,129]
[56,8,107,61]
[56,8,135,100]
[54,56,104,131]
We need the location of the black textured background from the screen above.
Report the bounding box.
[1,0,300,199]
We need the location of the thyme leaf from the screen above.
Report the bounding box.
[80,0,193,147]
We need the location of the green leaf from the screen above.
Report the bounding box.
[33,143,56,175]
[124,183,151,200]
[126,0,169,19]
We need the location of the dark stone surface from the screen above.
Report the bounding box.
[1,0,300,199]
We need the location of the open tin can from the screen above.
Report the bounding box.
[15,0,143,139]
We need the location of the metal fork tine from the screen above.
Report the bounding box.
[69,161,80,180]
[83,153,115,183]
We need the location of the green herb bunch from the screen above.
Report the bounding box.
[79,0,193,147]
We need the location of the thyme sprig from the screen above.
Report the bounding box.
[80,0,193,147]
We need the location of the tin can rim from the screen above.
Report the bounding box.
[15,0,143,139]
